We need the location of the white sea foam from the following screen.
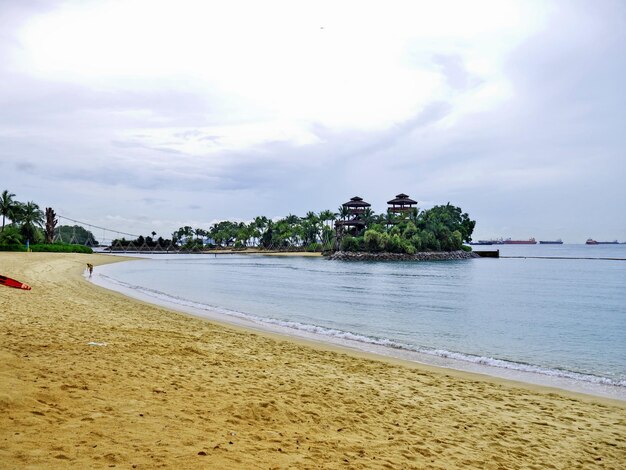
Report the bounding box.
[94,272,626,391]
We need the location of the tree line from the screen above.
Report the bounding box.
[0,189,97,249]
[166,211,338,251]
[2,188,475,253]
[153,204,475,253]
[0,190,49,246]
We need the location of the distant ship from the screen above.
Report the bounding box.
[586,239,618,245]
[470,239,506,245]
[539,239,563,244]
[503,238,537,245]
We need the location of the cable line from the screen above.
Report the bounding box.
[57,215,140,238]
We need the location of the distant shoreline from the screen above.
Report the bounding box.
[326,250,479,261]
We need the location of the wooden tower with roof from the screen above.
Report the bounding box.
[335,196,371,241]
[387,193,418,223]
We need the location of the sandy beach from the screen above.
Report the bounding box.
[1,252,625,469]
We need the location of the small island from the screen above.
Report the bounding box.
[330,193,477,261]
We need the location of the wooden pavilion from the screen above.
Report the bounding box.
[335,196,371,237]
[387,193,418,222]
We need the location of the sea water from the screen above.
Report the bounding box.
[94,244,626,399]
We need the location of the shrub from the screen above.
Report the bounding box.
[420,230,438,251]
[403,222,418,239]
[29,244,93,254]
[368,223,385,233]
[0,226,23,245]
[461,244,473,252]
[306,242,321,252]
[402,240,416,255]
[410,234,422,251]
[340,236,362,252]
[452,230,463,250]
[385,234,404,253]
[0,244,26,252]
[364,230,384,252]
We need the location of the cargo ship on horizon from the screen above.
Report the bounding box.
[586,239,619,245]
[503,238,537,245]
[470,239,505,245]
[539,239,563,244]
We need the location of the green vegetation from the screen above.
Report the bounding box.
[339,204,475,254]
[110,234,174,250]
[0,243,92,253]
[169,211,337,251]
[0,190,45,245]
[0,190,93,253]
[55,225,99,246]
[2,188,475,255]
[30,243,93,253]
[167,203,474,253]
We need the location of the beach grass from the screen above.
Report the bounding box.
[1,252,625,468]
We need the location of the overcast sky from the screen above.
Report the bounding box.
[1,0,624,242]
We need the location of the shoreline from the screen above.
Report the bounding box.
[326,250,479,261]
[92,257,625,401]
[2,252,625,468]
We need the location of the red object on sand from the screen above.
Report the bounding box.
[0,274,31,290]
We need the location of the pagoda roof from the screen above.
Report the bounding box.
[343,196,371,208]
[387,193,417,205]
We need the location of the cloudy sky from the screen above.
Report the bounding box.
[1,0,624,242]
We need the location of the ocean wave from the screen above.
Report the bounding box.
[95,273,626,389]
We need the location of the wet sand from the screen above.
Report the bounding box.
[1,252,625,468]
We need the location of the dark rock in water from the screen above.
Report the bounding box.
[325,251,479,261]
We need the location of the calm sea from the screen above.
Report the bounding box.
[94,244,626,399]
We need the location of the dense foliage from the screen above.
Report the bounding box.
[2,188,475,254]
[110,233,174,250]
[0,190,93,253]
[340,204,475,254]
[55,225,99,246]
[168,211,337,251]
[30,243,93,253]
[0,190,45,244]
[0,243,92,253]
[166,204,474,253]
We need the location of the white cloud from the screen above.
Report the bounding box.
[14,0,549,135]
[2,0,625,241]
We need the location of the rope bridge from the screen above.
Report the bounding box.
[53,215,185,253]
[55,215,140,246]
[53,215,335,254]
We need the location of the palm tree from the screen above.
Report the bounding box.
[17,201,44,243]
[194,228,206,243]
[45,207,58,243]
[337,205,349,220]
[252,216,268,247]
[318,209,336,231]
[0,190,17,231]
[384,211,396,228]
[408,207,420,224]
[304,211,320,243]
[361,207,375,229]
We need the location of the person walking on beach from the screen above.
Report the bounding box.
[87,263,93,278]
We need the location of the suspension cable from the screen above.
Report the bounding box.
[57,215,140,238]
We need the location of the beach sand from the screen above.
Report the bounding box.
[1,252,625,469]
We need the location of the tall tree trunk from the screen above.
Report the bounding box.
[45,207,58,244]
